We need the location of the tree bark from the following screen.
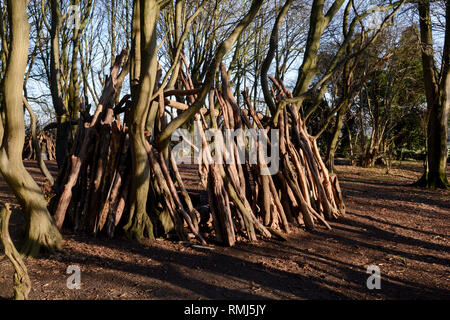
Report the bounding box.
[0,204,31,299]
[416,0,449,188]
[261,0,293,116]
[0,0,62,257]
[293,0,345,100]
[23,96,55,186]
[326,100,347,173]
[125,0,160,240]
[50,0,70,168]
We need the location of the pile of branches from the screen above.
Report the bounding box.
[194,64,345,246]
[50,53,345,247]
[23,131,56,161]
[50,51,130,235]
[50,51,205,243]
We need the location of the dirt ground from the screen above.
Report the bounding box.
[0,160,449,300]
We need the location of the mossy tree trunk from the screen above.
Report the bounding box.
[124,0,160,240]
[260,0,293,116]
[50,0,70,168]
[292,0,346,100]
[416,0,449,189]
[0,0,62,257]
[0,204,31,300]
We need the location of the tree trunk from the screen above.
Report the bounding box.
[292,0,345,102]
[23,97,55,186]
[124,0,160,240]
[416,0,449,188]
[50,0,70,168]
[0,204,31,300]
[0,0,62,257]
[261,0,293,116]
[326,100,347,172]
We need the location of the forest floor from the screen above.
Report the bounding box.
[0,160,449,300]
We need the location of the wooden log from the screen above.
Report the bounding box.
[206,169,224,244]
[113,176,131,227]
[209,163,236,246]
[74,162,88,233]
[54,141,90,230]
[169,153,200,230]
[0,204,31,300]
[330,173,346,215]
[145,143,187,241]
[157,152,206,244]
[97,131,128,232]
[163,88,201,97]
[53,51,127,229]
[165,99,189,111]
[287,105,337,220]
[88,109,115,232]
[261,175,272,226]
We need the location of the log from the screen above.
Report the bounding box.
[53,50,128,230]
[0,204,31,300]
